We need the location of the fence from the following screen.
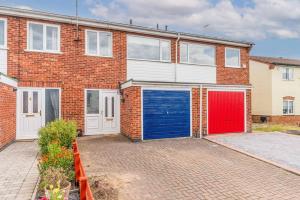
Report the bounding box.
[73,141,94,200]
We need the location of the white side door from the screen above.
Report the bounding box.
[18,89,43,139]
[101,90,120,133]
[85,89,120,135]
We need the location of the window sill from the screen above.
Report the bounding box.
[225,65,242,68]
[283,114,295,116]
[282,79,294,81]
[84,53,113,58]
[0,46,8,50]
[179,62,216,67]
[24,49,63,54]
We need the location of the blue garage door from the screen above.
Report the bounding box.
[143,90,190,140]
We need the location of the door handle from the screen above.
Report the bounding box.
[40,110,41,116]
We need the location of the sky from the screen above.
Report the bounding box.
[1,0,300,59]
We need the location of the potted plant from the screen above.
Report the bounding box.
[40,167,71,200]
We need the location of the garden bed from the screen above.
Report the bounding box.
[253,123,300,132]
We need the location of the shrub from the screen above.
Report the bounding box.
[39,142,74,180]
[40,167,69,190]
[38,120,77,154]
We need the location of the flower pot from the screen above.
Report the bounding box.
[45,182,71,200]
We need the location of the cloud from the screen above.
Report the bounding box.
[86,0,300,40]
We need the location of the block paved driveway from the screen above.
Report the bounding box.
[78,135,300,200]
[0,141,39,200]
[207,132,300,173]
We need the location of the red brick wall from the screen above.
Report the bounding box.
[216,45,250,85]
[121,86,141,140]
[4,16,127,132]
[0,83,16,148]
[192,88,200,136]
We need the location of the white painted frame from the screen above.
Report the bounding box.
[140,87,193,141]
[26,21,61,54]
[179,41,216,66]
[85,29,113,57]
[206,88,247,135]
[127,34,171,63]
[16,87,62,139]
[84,89,120,135]
[0,18,7,49]
[283,99,295,115]
[225,47,241,68]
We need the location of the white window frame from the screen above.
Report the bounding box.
[283,99,294,115]
[225,47,241,68]
[0,18,7,49]
[127,34,171,62]
[85,29,113,57]
[26,21,61,53]
[281,67,294,81]
[180,42,216,66]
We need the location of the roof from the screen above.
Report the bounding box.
[0,6,253,47]
[251,56,300,67]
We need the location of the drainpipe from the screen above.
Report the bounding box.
[175,33,181,82]
[199,85,203,139]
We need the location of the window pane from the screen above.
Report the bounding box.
[0,20,4,46]
[32,92,38,113]
[23,91,28,113]
[45,89,60,124]
[87,31,97,55]
[105,96,108,117]
[161,40,170,61]
[87,90,99,114]
[180,43,188,63]
[128,36,160,60]
[29,23,43,50]
[289,101,294,114]
[226,48,240,67]
[46,26,58,51]
[111,97,114,117]
[289,68,294,80]
[283,101,288,114]
[188,44,215,65]
[99,32,112,56]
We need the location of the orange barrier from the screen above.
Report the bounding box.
[73,141,94,200]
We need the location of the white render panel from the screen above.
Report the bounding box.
[127,60,175,82]
[0,49,7,74]
[127,60,216,83]
[176,64,216,83]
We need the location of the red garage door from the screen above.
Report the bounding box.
[208,91,245,134]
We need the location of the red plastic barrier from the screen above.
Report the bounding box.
[73,141,94,200]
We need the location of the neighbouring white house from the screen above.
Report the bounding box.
[250,56,300,124]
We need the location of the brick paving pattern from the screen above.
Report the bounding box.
[78,135,300,200]
[0,141,39,200]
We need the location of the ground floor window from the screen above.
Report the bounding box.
[283,100,294,115]
[45,89,60,124]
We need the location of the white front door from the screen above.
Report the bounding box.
[18,89,43,139]
[85,89,120,135]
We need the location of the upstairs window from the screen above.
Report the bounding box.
[0,18,7,48]
[127,35,171,62]
[282,67,294,80]
[180,42,215,65]
[225,47,241,68]
[283,100,294,115]
[28,22,60,52]
[85,30,112,57]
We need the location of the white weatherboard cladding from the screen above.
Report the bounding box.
[0,49,7,74]
[127,60,216,83]
[176,64,216,83]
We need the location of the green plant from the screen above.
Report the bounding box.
[39,142,74,180]
[38,120,77,154]
[40,167,69,190]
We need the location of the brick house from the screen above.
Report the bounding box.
[250,56,300,124]
[0,6,253,147]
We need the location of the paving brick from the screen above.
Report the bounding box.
[79,135,300,200]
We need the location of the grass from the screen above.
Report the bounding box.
[253,123,300,132]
